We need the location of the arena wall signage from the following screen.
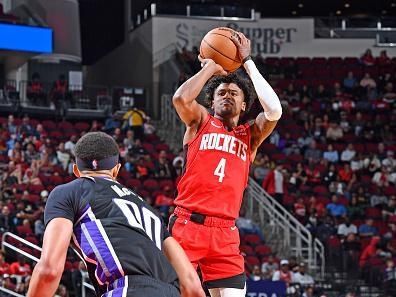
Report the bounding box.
[152,16,396,60]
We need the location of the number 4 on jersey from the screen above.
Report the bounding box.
[214,158,226,183]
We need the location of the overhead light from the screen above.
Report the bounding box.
[344,3,350,8]
[391,3,396,7]
[298,3,303,8]
[382,10,387,14]
[292,10,297,15]
[336,10,342,15]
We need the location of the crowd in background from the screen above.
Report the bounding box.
[0,48,395,296]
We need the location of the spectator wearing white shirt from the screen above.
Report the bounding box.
[337,217,358,238]
[341,144,356,162]
[261,254,279,280]
[382,150,396,171]
[64,135,77,156]
[292,263,314,287]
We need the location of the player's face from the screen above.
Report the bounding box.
[212,83,246,118]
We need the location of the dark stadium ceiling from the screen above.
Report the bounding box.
[142,0,396,17]
[78,0,396,65]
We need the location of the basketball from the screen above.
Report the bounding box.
[200,27,242,72]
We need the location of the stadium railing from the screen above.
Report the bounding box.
[247,178,325,279]
[1,232,95,297]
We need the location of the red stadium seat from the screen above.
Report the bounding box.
[25,236,39,245]
[125,179,142,189]
[58,121,74,130]
[255,245,272,257]
[42,120,56,130]
[16,225,33,236]
[240,245,254,256]
[74,122,90,132]
[245,256,260,267]
[243,234,262,246]
[142,179,159,191]
[28,184,45,195]
[365,207,382,219]
[159,179,174,190]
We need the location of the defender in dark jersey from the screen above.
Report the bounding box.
[27,132,204,297]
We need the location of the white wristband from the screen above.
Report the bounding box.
[243,60,282,121]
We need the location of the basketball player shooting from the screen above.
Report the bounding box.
[27,132,205,297]
[170,32,282,297]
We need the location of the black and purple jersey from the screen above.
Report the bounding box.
[44,176,178,296]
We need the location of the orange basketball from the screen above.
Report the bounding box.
[200,27,242,72]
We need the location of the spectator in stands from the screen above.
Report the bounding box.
[122,107,146,140]
[304,140,322,163]
[7,115,17,135]
[360,72,377,90]
[310,117,326,143]
[249,265,262,281]
[359,236,380,268]
[314,84,330,100]
[33,123,47,140]
[154,150,174,179]
[27,73,45,105]
[326,121,343,142]
[360,49,375,66]
[135,157,149,179]
[372,165,391,187]
[382,196,396,220]
[347,194,365,220]
[343,71,358,94]
[284,83,299,102]
[0,252,10,276]
[236,213,265,242]
[370,187,388,207]
[341,144,356,162]
[382,150,395,171]
[56,284,69,297]
[9,254,31,276]
[383,258,396,295]
[326,194,347,218]
[155,186,174,214]
[342,233,361,278]
[56,142,71,170]
[123,130,135,150]
[377,50,391,66]
[64,135,77,156]
[0,206,14,233]
[337,217,357,238]
[272,259,293,285]
[34,213,45,242]
[112,127,123,145]
[289,162,307,191]
[261,254,279,280]
[293,262,314,287]
[51,74,70,108]
[8,141,24,163]
[323,144,339,163]
[18,115,34,137]
[143,116,156,136]
[262,162,285,202]
[358,218,378,237]
[294,197,307,223]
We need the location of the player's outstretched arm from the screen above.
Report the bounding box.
[27,218,73,297]
[163,237,206,297]
[232,32,282,156]
[173,57,226,128]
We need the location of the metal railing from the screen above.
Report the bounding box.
[157,94,185,151]
[246,178,325,279]
[1,232,94,297]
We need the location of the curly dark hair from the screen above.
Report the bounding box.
[204,71,256,115]
[75,132,119,161]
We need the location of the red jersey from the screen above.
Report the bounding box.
[175,115,251,219]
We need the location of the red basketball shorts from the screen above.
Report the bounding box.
[168,209,244,283]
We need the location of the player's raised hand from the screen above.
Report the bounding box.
[198,55,228,76]
[230,31,251,61]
